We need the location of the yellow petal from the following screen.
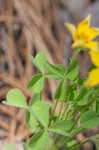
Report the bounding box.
[88,27,99,40]
[65,23,76,38]
[85,68,99,87]
[94,27,99,32]
[85,41,99,51]
[78,14,91,29]
[72,40,84,48]
[90,50,99,67]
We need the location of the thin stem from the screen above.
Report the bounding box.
[71,48,81,60]
[46,136,53,150]
[52,144,58,150]
[57,101,64,121]
[61,101,69,119]
[40,90,43,100]
[69,112,82,132]
[25,128,30,145]
[51,135,59,150]
[64,104,71,120]
[49,100,58,126]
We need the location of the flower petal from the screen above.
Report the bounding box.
[85,41,99,51]
[78,14,91,30]
[90,50,99,67]
[72,40,84,48]
[85,68,99,87]
[88,27,99,40]
[65,23,76,38]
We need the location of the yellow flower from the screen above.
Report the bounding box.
[85,50,99,86]
[65,14,99,51]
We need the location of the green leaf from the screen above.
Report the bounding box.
[5,143,15,150]
[46,61,64,79]
[27,74,44,93]
[66,66,79,81]
[49,120,73,136]
[30,131,43,146]
[33,77,44,93]
[75,87,91,105]
[30,52,47,73]
[29,101,49,127]
[25,111,39,132]
[35,52,47,73]
[56,64,66,74]
[77,93,90,105]
[27,74,42,90]
[29,131,49,150]
[75,77,87,86]
[46,72,62,80]
[66,140,77,148]
[5,89,27,108]
[80,110,99,128]
[66,58,79,81]
[67,58,78,73]
[54,79,67,101]
[76,87,88,101]
[46,64,66,80]
[31,93,40,105]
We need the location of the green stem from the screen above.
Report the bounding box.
[46,136,53,150]
[49,100,58,126]
[64,105,71,120]
[51,136,59,150]
[52,144,58,150]
[61,101,69,119]
[25,128,30,145]
[40,90,43,100]
[71,48,81,60]
[69,112,82,132]
[57,101,64,121]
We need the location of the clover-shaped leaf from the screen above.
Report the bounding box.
[4,89,27,108]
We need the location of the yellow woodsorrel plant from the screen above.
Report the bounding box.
[3,15,99,150]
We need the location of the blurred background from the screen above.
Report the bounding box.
[0,0,99,149]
